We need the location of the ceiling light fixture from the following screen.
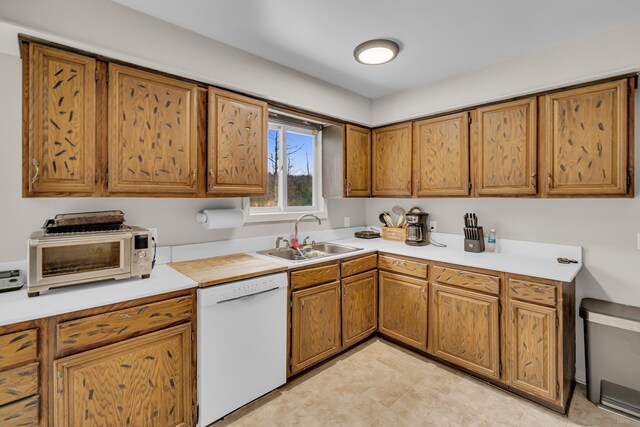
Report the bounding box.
[353,39,399,65]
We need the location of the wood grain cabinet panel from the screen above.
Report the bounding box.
[28,44,96,195]
[432,266,499,295]
[108,64,198,194]
[341,254,377,278]
[0,329,38,370]
[56,295,194,354]
[0,362,39,407]
[378,271,428,350]
[372,123,413,196]
[208,88,268,195]
[344,124,371,197]
[0,395,39,427]
[413,112,470,196]
[430,284,500,379]
[508,278,556,307]
[342,270,377,348]
[290,281,341,374]
[290,263,340,291]
[475,98,537,196]
[542,79,629,196]
[507,299,557,401]
[53,324,192,427]
[378,254,427,279]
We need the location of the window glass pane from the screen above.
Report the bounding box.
[286,131,314,207]
[250,128,280,207]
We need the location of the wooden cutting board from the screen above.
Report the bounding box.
[169,253,288,287]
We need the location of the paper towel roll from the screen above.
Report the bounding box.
[196,208,245,229]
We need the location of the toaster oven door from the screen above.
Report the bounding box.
[30,234,132,288]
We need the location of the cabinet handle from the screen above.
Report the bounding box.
[530,173,537,189]
[31,159,39,184]
[415,179,419,189]
[421,286,428,300]
[191,169,197,185]
[547,173,553,190]
[406,180,411,191]
[347,181,352,196]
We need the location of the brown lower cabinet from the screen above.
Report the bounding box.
[290,281,342,374]
[430,283,501,380]
[0,289,196,427]
[54,324,192,427]
[342,270,377,348]
[378,270,428,351]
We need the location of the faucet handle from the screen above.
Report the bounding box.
[301,236,311,247]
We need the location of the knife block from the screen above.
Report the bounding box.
[464,227,485,253]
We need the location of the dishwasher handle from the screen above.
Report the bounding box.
[216,286,281,304]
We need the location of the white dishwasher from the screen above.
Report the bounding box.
[197,272,287,426]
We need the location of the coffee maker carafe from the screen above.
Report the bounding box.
[405,208,429,246]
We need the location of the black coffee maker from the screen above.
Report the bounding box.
[405,207,429,246]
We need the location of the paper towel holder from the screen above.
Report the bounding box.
[196,208,245,229]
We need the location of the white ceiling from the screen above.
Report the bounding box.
[111,0,640,99]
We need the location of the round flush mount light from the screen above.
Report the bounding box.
[353,39,399,65]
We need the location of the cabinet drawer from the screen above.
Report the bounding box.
[57,295,194,353]
[0,329,38,370]
[0,395,39,426]
[0,362,39,406]
[509,279,556,306]
[432,266,499,295]
[378,254,427,279]
[291,263,340,290]
[341,254,377,278]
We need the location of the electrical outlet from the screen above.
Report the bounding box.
[147,227,158,244]
[344,216,351,228]
[637,232,640,250]
[430,221,438,232]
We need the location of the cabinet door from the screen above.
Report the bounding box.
[291,281,341,374]
[378,271,427,350]
[542,79,628,196]
[430,283,500,379]
[108,64,198,194]
[342,270,377,348]
[53,324,192,427]
[372,123,413,196]
[28,44,96,195]
[413,112,469,196]
[344,124,371,197]
[208,88,268,195]
[508,299,557,401]
[475,98,537,196]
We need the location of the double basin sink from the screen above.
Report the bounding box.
[258,242,362,262]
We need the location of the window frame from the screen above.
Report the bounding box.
[245,120,326,223]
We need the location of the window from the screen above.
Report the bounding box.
[247,115,325,221]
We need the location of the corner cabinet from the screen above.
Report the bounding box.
[207,88,268,196]
[372,123,413,196]
[27,44,97,196]
[474,98,538,196]
[108,64,199,194]
[413,112,470,197]
[344,124,371,197]
[54,324,192,427]
[541,79,631,196]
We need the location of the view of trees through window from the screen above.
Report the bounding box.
[250,125,315,210]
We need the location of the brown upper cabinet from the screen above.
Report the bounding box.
[541,79,630,196]
[344,124,371,197]
[372,122,413,196]
[108,64,198,194]
[474,98,538,196]
[27,44,97,196]
[413,112,470,196]
[207,88,268,195]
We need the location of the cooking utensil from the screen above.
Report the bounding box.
[379,213,388,226]
[557,257,578,264]
[392,205,406,227]
[382,212,394,228]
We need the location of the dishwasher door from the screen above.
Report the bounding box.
[197,273,287,426]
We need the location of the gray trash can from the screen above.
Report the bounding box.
[580,298,640,419]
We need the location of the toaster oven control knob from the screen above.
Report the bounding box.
[138,251,147,258]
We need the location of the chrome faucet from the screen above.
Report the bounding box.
[294,214,321,244]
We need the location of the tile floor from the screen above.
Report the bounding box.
[211,338,639,426]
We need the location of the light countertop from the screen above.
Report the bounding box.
[251,234,583,283]
[0,265,197,327]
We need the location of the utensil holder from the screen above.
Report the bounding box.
[464,227,485,253]
[381,227,406,242]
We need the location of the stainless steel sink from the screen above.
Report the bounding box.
[257,242,361,262]
[309,242,362,255]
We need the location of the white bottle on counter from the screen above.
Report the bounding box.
[487,229,496,253]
